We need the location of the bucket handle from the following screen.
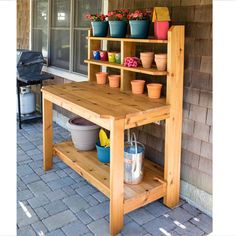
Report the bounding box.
[130,132,138,154]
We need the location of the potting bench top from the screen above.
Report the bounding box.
[42,81,170,130]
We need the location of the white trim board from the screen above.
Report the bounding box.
[43,66,88,82]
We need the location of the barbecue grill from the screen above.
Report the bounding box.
[17,49,53,129]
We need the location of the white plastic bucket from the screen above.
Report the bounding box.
[124,133,145,184]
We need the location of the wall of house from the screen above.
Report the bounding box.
[17,0,30,49]
[17,0,212,215]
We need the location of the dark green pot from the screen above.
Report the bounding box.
[129,20,150,39]
[91,21,108,37]
[109,21,127,38]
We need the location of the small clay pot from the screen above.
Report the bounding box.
[93,50,100,60]
[108,75,120,88]
[155,54,167,71]
[131,80,145,94]
[96,72,108,85]
[147,83,162,99]
[140,52,154,69]
[108,52,116,63]
[115,52,121,64]
[100,51,108,61]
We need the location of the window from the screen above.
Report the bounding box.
[32,0,48,57]
[31,0,102,76]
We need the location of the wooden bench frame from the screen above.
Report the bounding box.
[42,25,184,235]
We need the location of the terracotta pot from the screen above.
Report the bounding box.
[140,52,154,69]
[155,54,167,71]
[96,72,108,85]
[108,75,120,88]
[147,83,162,99]
[131,80,145,94]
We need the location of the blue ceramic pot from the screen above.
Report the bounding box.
[93,50,100,60]
[109,21,127,38]
[91,21,108,37]
[129,20,150,39]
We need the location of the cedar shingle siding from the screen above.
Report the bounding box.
[17,0,30,49]
[108,1,212,196]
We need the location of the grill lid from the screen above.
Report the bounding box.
[17,50,45,78]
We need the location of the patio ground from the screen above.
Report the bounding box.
[17,121,212,236]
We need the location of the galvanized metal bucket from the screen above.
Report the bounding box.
[124,133,145,184]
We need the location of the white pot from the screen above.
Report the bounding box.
[67,117,100,151]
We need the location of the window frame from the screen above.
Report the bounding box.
[30,0,108,82]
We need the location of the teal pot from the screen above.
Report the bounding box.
[91,21,108,37]
[96,142,110,163]
[129,20,150,39]
[109,21,127,38]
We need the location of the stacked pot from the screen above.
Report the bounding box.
[140,52,167,71]
[95,72,120,88]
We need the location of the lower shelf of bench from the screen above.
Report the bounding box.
[53,141,167,214]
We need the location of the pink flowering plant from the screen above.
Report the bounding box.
[108,9,129,21]
[128,10,152,21]
[124,57,141,68]
[86,14,107,22]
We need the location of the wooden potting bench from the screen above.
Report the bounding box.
[42,26,184,235]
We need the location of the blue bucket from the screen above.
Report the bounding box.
[96,142,110,163]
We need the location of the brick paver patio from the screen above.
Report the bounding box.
[17,121,212,236]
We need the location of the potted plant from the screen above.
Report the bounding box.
[86,13,108,37]
[128,10,152,39]
[108,9,129,38]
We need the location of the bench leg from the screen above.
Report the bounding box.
[163,116,182,208]
[17,82,22,129]
[43,97,53,171]
[110,119,125,235]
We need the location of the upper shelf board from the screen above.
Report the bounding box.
[87,36,168,44]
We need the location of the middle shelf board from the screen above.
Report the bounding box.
[84,59,168,76]
[53,141,167,214]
